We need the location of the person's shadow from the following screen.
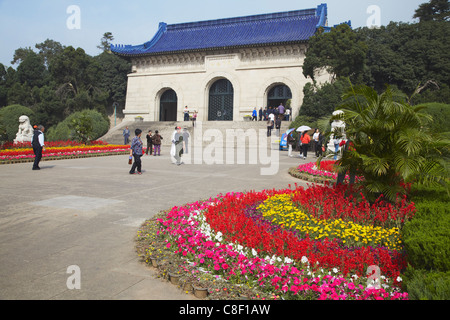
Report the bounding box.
[38,165,55,170]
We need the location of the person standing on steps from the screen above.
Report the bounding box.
[252,107,258,121]
[192,110,198,127]
[184,106,190,121]
[123,126,130,145]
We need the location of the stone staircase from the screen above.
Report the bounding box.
[100,120,292,148]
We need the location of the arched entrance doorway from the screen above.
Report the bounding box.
[160,89,178,121]
[208,79,234,121]
[267,84,292,109]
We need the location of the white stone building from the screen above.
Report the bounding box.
[111,3,340,122]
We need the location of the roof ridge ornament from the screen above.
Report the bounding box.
[315,3,328,29]
[144,22,167,49]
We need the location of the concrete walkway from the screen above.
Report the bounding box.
[0,147,310,300]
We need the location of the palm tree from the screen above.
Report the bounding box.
[335,83,449,202]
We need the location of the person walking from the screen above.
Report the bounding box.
[275,117,281,136]
[285,108,291,121]
[313,129,321,157]
[300,130,311,160]
[287,131,296,157]
[252,108,258,121]
[123,126,130,145]
[278,103,285,121]
[32,125,45,170]
[145,130,153,155]
[173,127,184,165]
[318,131,324,157]
[192,110,198,127]
[152,130,163,156]
[259,107,263,121]
[267,118,274,137]
[129,129,143,175]
[182,128,190,154]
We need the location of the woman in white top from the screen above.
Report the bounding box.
[313,129,321,157]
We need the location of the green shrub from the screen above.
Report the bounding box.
[402,199,450,271]
[418,102,450,135]
[46,109,109,142]
[402,184,450,299]
[0,104,35,142]
[403,267,450,300]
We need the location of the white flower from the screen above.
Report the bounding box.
[333,268,339,274]
[301,256,309,264]
[251,248,258,257]
[284,257,293,264]
[396,276,403,282]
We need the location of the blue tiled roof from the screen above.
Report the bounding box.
[112,4,329,56]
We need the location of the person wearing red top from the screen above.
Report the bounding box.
[300,131,311,160]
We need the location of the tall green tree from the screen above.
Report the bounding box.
[49,46,107,114]
[336,83,449,202]
[358,20,450,99]
[35,39,65,68]
[303,24,368,83]
[414,0,450,22]
[97,32,114,52]
[16,51,47,88]
[95,51,130,113]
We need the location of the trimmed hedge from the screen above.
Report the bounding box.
[403,200,450,271]
[403,267,450,300]
[402,184,450,300]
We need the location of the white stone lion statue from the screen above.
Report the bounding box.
[14,115,34,144]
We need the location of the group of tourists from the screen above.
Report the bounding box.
[264,103,292,137]
[252,104,291,123]
[287,128,325,160]
[184,106,198,127]
[128,126,190,174]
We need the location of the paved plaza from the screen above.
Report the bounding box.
[0,148,309,300]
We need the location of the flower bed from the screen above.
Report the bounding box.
[289,160,362,184]
[0,140,130,164]
[137,183,413,300]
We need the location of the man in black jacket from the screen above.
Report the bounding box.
[145,130,153,155]
[32,125,45,170]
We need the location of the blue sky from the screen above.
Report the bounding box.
[0,0,425,68]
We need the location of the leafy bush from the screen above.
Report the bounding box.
[402,184,450,300]
[418,102,450,135]
[46,109,109,142]
[0,104,35,142]
[403,267,450,300]
[402,200,450,271]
